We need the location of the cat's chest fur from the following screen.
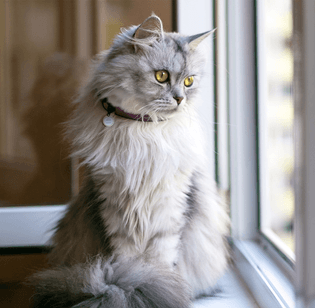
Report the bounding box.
[89,113,204,262]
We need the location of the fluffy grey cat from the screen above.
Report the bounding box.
[30,15,229,308]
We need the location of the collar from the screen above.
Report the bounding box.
[101,98,154,122]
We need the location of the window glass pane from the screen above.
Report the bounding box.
[258,0,294,257]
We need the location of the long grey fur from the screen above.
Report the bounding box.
[29,14,230,308]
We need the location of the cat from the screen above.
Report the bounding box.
[30,15,230,308]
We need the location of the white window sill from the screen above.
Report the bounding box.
[194,267,260,308]
[232,240,295,308]
[194,239,295,308]
[0,205,66,247]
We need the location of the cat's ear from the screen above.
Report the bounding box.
[186,29,216,50]
[134,15,163,40]
[133,15,163,51]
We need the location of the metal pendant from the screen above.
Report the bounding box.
[102,116,115,127]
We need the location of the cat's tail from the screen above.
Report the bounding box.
[29,256,191,308]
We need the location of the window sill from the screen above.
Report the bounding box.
[0,205,66,247]
[232,240,295,308]
[194,267,259,308]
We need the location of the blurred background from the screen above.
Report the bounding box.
[0,0,173,207]
[258,0,294,255]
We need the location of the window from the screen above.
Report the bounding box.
[228,1,315,307]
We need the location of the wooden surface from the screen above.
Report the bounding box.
[0,253,49,308]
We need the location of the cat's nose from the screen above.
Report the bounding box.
[174,96,184,105]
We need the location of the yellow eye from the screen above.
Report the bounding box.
[184,76,194,87]
[155,70,169,83]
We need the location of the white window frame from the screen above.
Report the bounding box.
[227,1,297,307]
[228,0,315,308]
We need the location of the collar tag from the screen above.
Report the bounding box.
[101,97,115,127]
[103,115,115,127]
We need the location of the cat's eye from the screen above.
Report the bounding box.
[155,70,169,83]
[184,76,194,87]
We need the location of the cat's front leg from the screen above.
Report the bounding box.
[109,224,180,269]
[144,232,181,269]
[176,170,230,298]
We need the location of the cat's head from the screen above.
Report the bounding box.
[93,15,214,121]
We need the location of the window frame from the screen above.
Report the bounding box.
[293,0,315,306]
[227,1,297,307]
[228,0,315,307]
